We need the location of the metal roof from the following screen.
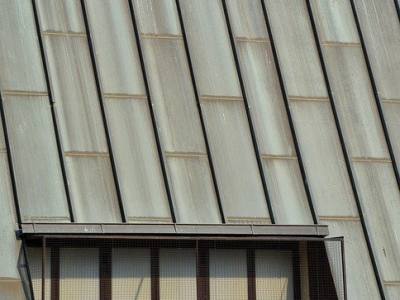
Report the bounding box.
[0,0,400,299]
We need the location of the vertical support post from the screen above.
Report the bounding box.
[247,248,256,300]
[151,247,160,300]
[99,245,112,300]
[50,247,60,300]
[197,241,210,300]
[41,237,46,300]
[341,238,347,300]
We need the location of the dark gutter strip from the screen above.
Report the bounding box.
[127,0,176,223]
[175,0,226,223]
[259,0,318,224]
[0,92,22,226]
[350,0,400,191]
[31,0,74,222]
[305,1,386,298]
[247,248,256,300]
[99,246,112,300]
[221,0,275,223]
[50,247,60,300]
[80,0,126,222]
[151,248,160,300]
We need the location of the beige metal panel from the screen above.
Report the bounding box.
[255,250,294,300]
[159,248,197,300]
[264,0,327,97]
[310,0,359,43]
[112,248,151,300]
[179,0,241,97]
[209,249,247,300]
[353,162,400,282]
[0,281,25,300]
[60,248,99,300]
[166,156,220,224]
[65,156,121,223]
[133,0,181,35]
[85,0,145,95]
[290,101,358,217]
[0,0,46,91]
[104,98,171,223]
[27,248,51,300]
[141,38,206,153]
[201,100,270,222]
[323,46,389,159]
[354,0,400,100]
[262,158,312,224]
[36,0,84,33]
[0,154,20,279]
[322,220,380,300]
[44,35,108,152]
[386,285,400,300]
[3,95,69,222]
[225,0,268,39]
[235,41,295,156]
[383,102,400,173]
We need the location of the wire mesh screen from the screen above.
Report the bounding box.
[23,237,345,300]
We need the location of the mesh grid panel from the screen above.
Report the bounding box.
[24,237,345,300]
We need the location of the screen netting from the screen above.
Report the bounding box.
[23,236,345,300]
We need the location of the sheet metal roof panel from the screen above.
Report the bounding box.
[104,98,171,223]
[201,100,270,222]
[353,162,400,282]
[0,154,20,279]
[262,159,312,224]
[354,0,400,100]
[289,101,358,217]
[264,0,327,98]
[36,0,84,33]
[234,38,295,157]
[3,95,69,222]
[179,0,241,97]
[225,0,268,39]
[166,156,221,224]
[310,0,359,43]
[323,219,380,300]
[0,0,46,92]
[323,46,390,159]
[133,0,181,35]
[43,35,108,152]
[85,0,145,95]
[65,155,121,223]
[141,38,206,153]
